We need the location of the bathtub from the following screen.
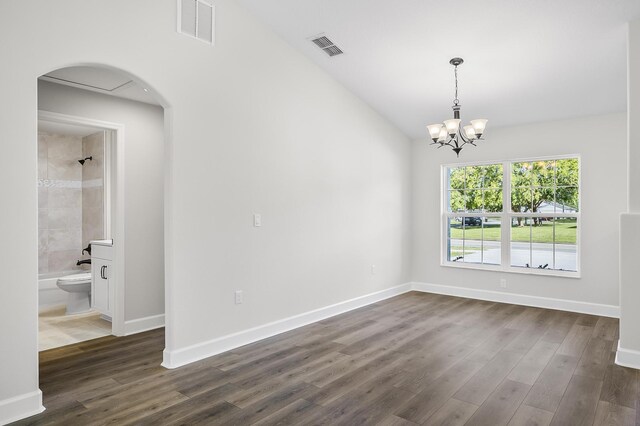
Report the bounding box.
[39,270,89,310]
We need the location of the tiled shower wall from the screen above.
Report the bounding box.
[82,132,104,246]
[38,131,105,276]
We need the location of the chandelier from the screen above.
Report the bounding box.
[427,58,487,156]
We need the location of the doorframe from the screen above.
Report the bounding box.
[38,110,126,336]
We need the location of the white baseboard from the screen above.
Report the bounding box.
[0,390,44,426]
[615,341,640,369]
[161,279,620,370]
[162,283,412,369]
[124,314,165,336]
[411,282,620,318]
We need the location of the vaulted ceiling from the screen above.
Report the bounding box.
[238,0,640,139]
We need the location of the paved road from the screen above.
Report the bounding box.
[448,239,577,270]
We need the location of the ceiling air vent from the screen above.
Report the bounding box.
[310,35,344,57]
[178,0,215,44]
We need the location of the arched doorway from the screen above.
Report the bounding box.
[35,64,170,408]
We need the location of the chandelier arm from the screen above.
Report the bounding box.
[457,127,474,146]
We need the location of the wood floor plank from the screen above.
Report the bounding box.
[592,317,619,341]
[394,359,485,424]
[549,374,602,425]
[574,337,610,380]
[522,354,580,413]
[507,405,554,426]
[556,323,593,358]
[464,379,530,426]
[593,400,636,426]
[19,293,637,425]
[507,340,559,386]
[453,350,524,405]
[422,398,478,426]
[600,356,639,409]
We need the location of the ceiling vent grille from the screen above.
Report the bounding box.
[310,35,344,57]
[178,0,215,44]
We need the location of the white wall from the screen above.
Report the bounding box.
[38,81,165,322]
[412,113,626,308]
[617,18,640,369]
[0,0,411,422]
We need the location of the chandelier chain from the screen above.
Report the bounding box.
[453,65,459,106]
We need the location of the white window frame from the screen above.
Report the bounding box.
[441,154,581,278]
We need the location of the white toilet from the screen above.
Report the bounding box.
[56,273,92,315]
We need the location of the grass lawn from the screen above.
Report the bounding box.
[450,219,577,244]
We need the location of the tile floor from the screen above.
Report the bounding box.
[39,306,111,351]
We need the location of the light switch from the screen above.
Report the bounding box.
[253,213,262,227]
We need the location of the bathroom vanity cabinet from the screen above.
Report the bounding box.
[91,240,114,318]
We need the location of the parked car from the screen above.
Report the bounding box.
[463,217,482,226]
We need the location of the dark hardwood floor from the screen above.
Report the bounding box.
[15,292,639,425]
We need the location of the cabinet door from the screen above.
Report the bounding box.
[92,259,111,315]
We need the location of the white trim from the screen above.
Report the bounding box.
[162,283,413,369]
[615,341,640,370]
[0,390,44,426]
[124,314,165,336]
[440,261,581,279]
[411,282,619,318]
[38,111,126,337]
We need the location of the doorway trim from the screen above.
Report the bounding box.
[38,110,126,336]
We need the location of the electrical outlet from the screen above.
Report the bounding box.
[235,290,244,304]
[371,265,376,275]
[500,279,507,289]
[253,213,262,227]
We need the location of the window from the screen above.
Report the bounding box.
[443,157,580,276]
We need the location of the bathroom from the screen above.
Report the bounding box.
[37,122,112,350]
[36,68,166,354]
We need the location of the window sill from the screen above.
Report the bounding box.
[440,261,581,279]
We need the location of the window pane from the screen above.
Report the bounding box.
[464,166,483,189]
[483,189,503,212]
[465,164,503,189]
[448,190,465,212]
[531,218,554,269]
[447,218,464,262]
[512,187,532,212]
[532,187,555,213]
[462,217,483,264]
[555,187,579,213]
[512,162,533,186]
[531,160,556,187]
[555,217,577,271]
[483,218,501,265]
[465,189,482,212]
[481,164,503,189]
[511,217,532,268]
[556,159,579,187]
[448,167,465,190]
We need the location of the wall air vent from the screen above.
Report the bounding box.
[178,0,215,45]
[310,35,344,57]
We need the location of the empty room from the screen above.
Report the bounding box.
[1,0,640,425]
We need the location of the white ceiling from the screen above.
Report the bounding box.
[238,0,640,139]
[40,66,159,106]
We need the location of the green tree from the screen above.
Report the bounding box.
[448,165,502,212]
[511,159,579,225]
